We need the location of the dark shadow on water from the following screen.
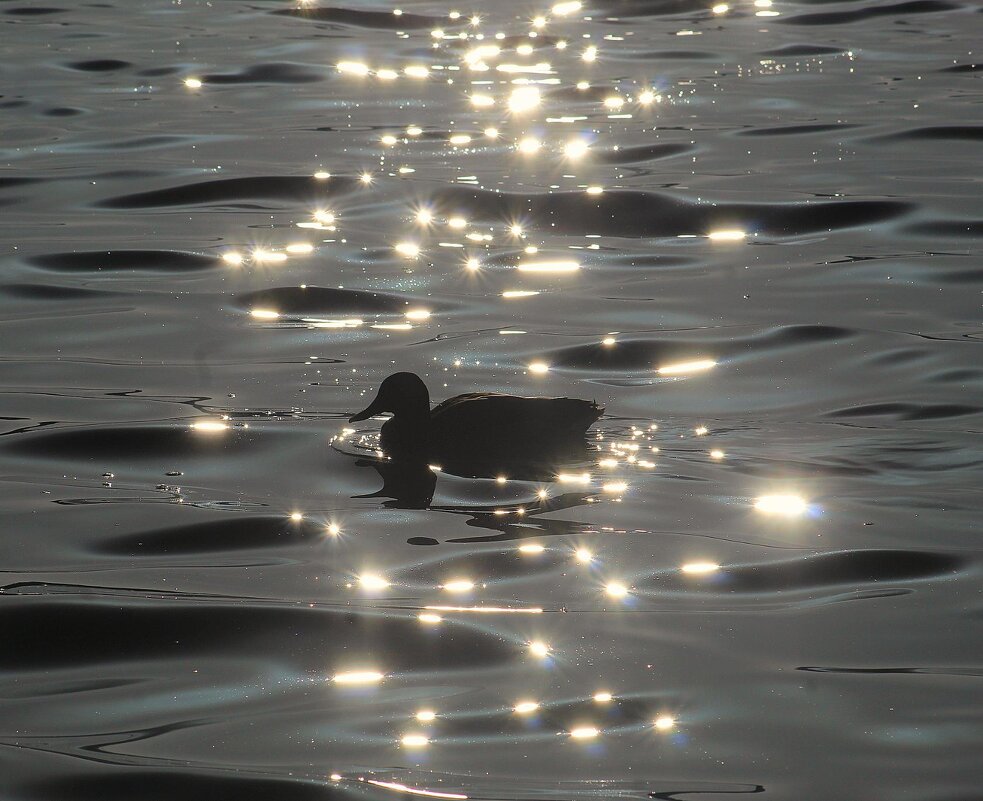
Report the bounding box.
[352,456,597,543]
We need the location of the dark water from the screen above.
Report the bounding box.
[2,0,982,798]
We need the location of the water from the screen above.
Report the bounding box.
[2,1,981,798]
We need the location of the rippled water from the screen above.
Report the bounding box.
[2,0,982,798]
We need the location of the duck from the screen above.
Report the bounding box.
[349,372,603,479]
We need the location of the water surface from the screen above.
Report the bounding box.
[2,1,982,799]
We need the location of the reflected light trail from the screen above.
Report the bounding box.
[708,229,746,241]
[657,359,716,375]
[424,605,543,613]
[366,780,467,800]
[190,420,228,433]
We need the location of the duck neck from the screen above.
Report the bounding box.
[383,398,432,458]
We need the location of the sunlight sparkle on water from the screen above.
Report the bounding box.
[681,561,720,575]
[252,249,286,263]
[366,780,467,800]
[708,229,746,241]
[416,709,437,722]
[575,548,593,563]
[190,420,228,433]
[518,136,542,154]
[359,574,391,590]
[250,309,280,320]
[221,251,243,265]
[442,580,475,592]
[564,138,590,159]
[337,61,370,76]
[418,613,443,624]
[401,734,430,748]
[333,670,384,685]
[755,494,808,517]
[514,700,539,715]
[605,581,629,598]
[570,726,599,740]
[654,715,676,731]
[552,1,582,15]
[528,362,550,374]
[508,86,541,113]
[184,77,202,89]
[594,691,613,703]
[658,359,716,376]
[395,242,420,258]
[425,605,543,614]
[518,543,545,554]
[528,640,550,658]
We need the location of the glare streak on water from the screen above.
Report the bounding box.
[1,0,982,800]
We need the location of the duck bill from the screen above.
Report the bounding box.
[349,398,384,423]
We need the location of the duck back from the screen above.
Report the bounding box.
[428,393,602,477]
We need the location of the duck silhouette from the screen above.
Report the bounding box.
[349,372,603,480]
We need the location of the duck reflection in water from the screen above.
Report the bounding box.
[348,372,603,509]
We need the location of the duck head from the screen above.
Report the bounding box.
[349,372,431,423]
